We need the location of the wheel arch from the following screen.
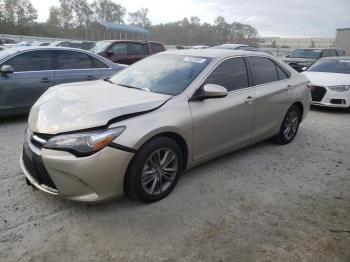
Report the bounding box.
[123,131,189,194]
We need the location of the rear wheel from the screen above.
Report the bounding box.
[273,105,301,144]
[126,137,183,202]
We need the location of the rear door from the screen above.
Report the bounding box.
[247,56,293,142]
[54,50,99,85]
[128,43,148,64]
[0,50,54,113]
[190,57,256,160]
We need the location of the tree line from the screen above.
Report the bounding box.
[0,0,259,46]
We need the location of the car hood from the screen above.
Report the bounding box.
[29,80,171,134]
[282,58,316,63]
[302,71,350,86]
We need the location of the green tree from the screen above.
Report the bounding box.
[59,0,74,30]
[128,8,151,28]
[73,0,93,28]
[92,0,126,23]
[47,6,60,28]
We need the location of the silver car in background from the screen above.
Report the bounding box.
[21,49,310,203]
[0,47,126,117]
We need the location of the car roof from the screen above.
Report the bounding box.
[319,56,350,60]
[162,48,269,59]
[294,48,337,50]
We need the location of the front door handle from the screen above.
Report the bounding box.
[40,78,51,83]
[244,96,255,104]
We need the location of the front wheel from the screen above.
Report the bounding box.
[273,105,301,144]
[125,137,183,202]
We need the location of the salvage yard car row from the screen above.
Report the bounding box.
[0,40,349,204]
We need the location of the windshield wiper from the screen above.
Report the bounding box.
[117,84,149,92]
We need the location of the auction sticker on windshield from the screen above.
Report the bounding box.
[183,57,207,63]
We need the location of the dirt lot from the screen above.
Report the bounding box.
[0,108,349,262]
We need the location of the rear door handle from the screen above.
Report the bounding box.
[244,96,255,104]
[40,78,51,83]
[86,75,95,80]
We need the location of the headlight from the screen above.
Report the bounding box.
[44,127,126,156]
[328,85,350,92]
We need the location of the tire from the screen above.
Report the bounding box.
[125,136,183,203]
[273,105,301,145]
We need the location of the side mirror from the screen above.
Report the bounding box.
[0,65,14,74]
[191,84,228,101]
[301,66,308,71]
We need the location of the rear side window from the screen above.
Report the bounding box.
[90,57,109,68]
[248,56,278,85]
[130,43,146,55]
[329,50,338,56]
[275,64,290,80]
[203,57,249,91]
[56,51,101,69]
[322,50,332,57]
[5,50,54,72]
[151,43,164,53]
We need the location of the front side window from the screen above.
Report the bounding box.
[248,56,278,85]
[203,57,249,91]
[111,43,127,55]
[322,50,331,57]
[56,51,93,70]
[109,54,211,95]
[5,50,54,72]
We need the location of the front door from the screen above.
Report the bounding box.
[0,50,54,114]
[190,57,256,160]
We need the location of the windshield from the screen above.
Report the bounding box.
[109,54,211,95]
[89,41,111,53]
[0,48,17,61]
[308,59,350,74]
[289,49,322,59]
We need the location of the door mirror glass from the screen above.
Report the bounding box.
[202,84,228,98]
[0,65,14,74]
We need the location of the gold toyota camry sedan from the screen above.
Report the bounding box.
[21,49,311,203]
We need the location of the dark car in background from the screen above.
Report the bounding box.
[283,48,343,72]
[90,40,166,65]
[49,41,96,50]
[211,44,273,55]
[0,47,126,117]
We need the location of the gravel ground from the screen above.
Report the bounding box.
[0,108,349,262]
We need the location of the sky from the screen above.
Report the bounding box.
[31,0,350,38]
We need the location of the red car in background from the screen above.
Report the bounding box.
[90,40,166,65]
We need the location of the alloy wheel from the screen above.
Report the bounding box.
[141,148,179,196]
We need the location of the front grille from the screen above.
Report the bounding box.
[22,149,57,191]
[311,86,326,102]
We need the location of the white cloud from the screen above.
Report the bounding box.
[31,0,350,37]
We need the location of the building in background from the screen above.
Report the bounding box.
[259,37,335,49]
[335,28,350,55]
[88,22,150,41]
